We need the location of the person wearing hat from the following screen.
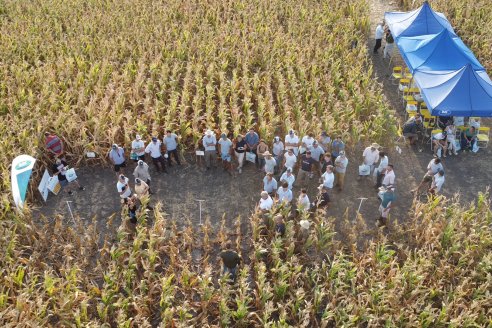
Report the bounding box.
[234,134,247,174]
[334,151,349,191]
[131,134,146,162]
[245,128,260,168]
[263,172,278,196]
[297,188,310,212]
[285,129,300,156]
[134,178,150,199]
[202,130,217,170]
[133,160,152,194]
[116,174,132,199]
[277,181,293,204]
[259,191,274,211]
[297,150,315,187]
[318,131,331,153]
[256,139,269,171]
[358,143,380,180]
[331,136,345,163]
[263,151,277,175]
[52,158,85,195]
[279,167,295,190]
[272,137,284,173]
[218,133,234,174]
[108,143,126,176]
[310,141,325,177]
[163,130,181,166]
[145,137,168,173]
[429,169,445,194]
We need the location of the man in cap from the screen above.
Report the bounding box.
[109,143,126,176]
[279,167,296,190]
[297,150,315,187]
[117,174,132,199]
[285,129,300,156]
[131,134,146,162]
[263,151,277,175]
[44,131,65,159]
[358,143,380,180]
[134,178,150,199]
[133,160,152,194]
[334,150,349,191]
[277,181,293,204]
[245,128,260,168]
[219,241,241,281]
[263,172,278,197]
[259,191,274,211]
[202,129,217,170]
[310,141,325,177]
[331,136,345,163]
[318,131,331,153]
[272,136,284,173]
[145,137,168,173]
[163,130,181,166]
[218,133,234,174]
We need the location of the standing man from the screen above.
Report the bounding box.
[109,144,126,176]
[310,141,325,177]
[234,134,247,174]
[312,184,330,210]
[219,241,241,281]
[52,158,85,195]
[245,128,260,168]
[263,151,277,175]
[412,157,444,194]
[279,167,295,190]
[318,131,331,153]
[263,172,278,197]
[297,150,315,187]
[300,133,315,154]
[117,174,132,199]
[131,134,146,162]
[277,182,293,205]
[374,21,384,54]
[331,136,345,163]
[297,188,310,212]
[374,152,389,189]
[429,170,445,194]
[259,191,274,211]
[321,165,335,190]
[359,143,380,180]
[381,164,395,188]
[281,148,297,175]
[256,139,269,171]
[285,130,300,156]
[334,151,349,192]
[134,178,150,199]
[202,130,217,170]
[44,132,64,159]
[133,160,152,194]
[163,130,181,166]
[145,137,168,173]
[272,136,284,173]
[218,133,234,174]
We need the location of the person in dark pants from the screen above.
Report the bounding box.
[163,130,181,166]
[219,241,241,281]
[245,128,260,168]
[144,137,168,173]
[124,195,139,224]
[374,22,384,54]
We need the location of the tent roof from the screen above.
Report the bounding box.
[397,29,484,72]
[414,65,492,117]
[384,1,455,38]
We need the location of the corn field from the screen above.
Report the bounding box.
[399,0,492,71]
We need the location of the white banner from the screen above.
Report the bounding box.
[38,169,50,202]
[66,168,77,182]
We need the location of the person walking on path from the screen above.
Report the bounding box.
[109,144,126,176]
[263,172,278,197]
[334,151,349,192]
[218,133,234,175]
[374,152,389,189]
[245,128,260,168]
[358,143,380,180]
[219,241,241,281]
[234,134,246,174]
[279,167,296,190]
[145,137,168,173]
[163,130,181,166]
[374,21,384,54]
[297,150,315,187]
[52,158,85,195]
[117,174,132,199]
[133,160,152,194]
[331,136,345,163]
[272,137,284,173]
[285,130,300,156]
[263,151,277,175]
[131,134,146,162]
[202,130,217,170]
[412,157,444,194]
[44,132,65,159]
[383,28,395,59]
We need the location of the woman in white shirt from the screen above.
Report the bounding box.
[445,124,457,156]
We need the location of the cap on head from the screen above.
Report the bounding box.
[112,144,118,149]
[339,150,345,156]
[136,134,141,140]
[286,167,292,173]
[135,178,141,185]
[152,137,157,142]
[370,143,380,149]
[289,129,294,135]
[274,136,280,141]
[119,174,125,180]
[221,133,226,138]
[138,160,144,166]
[321,131,327,136]
[205,129,213,136]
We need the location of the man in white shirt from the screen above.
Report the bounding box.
[116,174,132,199]
[218,133,234,174]
[413,157,444,194]
[310,141,325,177]
[131,135,146,162]
[297,188,310,212]
[321,165,335,189]
[381,164,395,187]
[375,152,389,188]
[279,167,295,190]
[163,130,181,166]
[300,133,315,154]
[318,131,331,153]
[145,137,168,173]
[284,130,300,156]
[202,130,217,170]
[430,170,445,194]
[282,148,297,175]
[277,182,293,204]
[263,173,278,196]
[334,151,349,192]
[259,191,273,211]
[108,144,126,176]
[272,137,284,173]
[359,143,380,179]
[374,21,384,54]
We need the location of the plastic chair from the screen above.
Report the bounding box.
[398,78,410,96]
[405,101,418,118]
[391,66,403,85]
[430,129,443,151]
[477,127,490,148]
